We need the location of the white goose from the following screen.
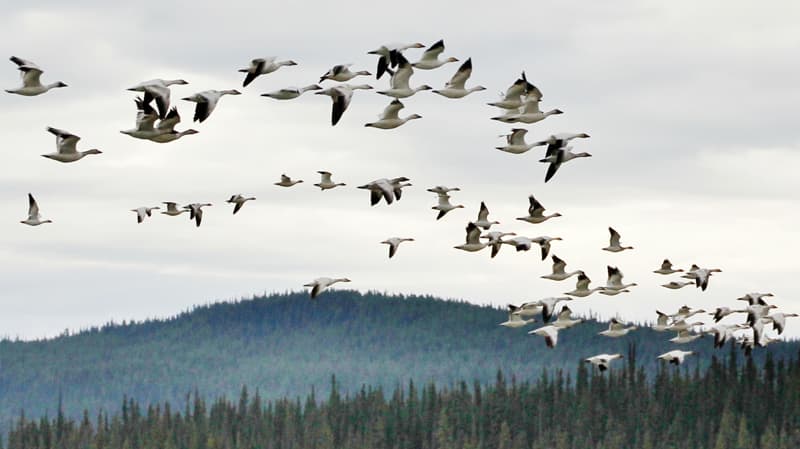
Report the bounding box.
[121,97,171,140]
[538,296,572,322]
[662,281,694,290]
[654,259,683,275]
[487,73,537,110]
[432,58,486,99]
[432,193,464,220]
[533,132,591,148]
[670,305,706,322]
[670,330,703,344]
[358,177,410,205]
[603,227,634,252]
[541,255,581,281]
[516,195,561,224]
[682,264,722,291]
[261,85,322,100]
[584,354,623,372]
[304,277,351,299]
[532,236,562,260]
[149,107,199,143]
[529,325,560,348]
[564,272,605,298]
[314,171,346,190]
[41,127,102,163]
[183,203,213,227]
[427,186,460,195]
[226,194,256,215]
[540,145,592,183]
[553,306,583,329]
[454,222,487,252]
[765,312,799,335]
[381,237,414,259]
[274,174,303,187]
[6,56,67,96]
[708,323,748,348]
[658,350,694,365]
[500,305,535,328]
[368,42,425,79]
[315,84,373,126]
[161,202,188,217]
[474,202,499,230]
[377,53,432,98]
[665,319,704,333]
[598,319,637,338]
[20,193,52,226]
[491,97,563,124]
[652,311,671,332]
[131,206,160,224]
[364,99,422,129]
[496,129,541,154]
[182,89,242,123]
[412,40,458,70]
[602,266,637,292]
[127,78,189,119]
[319,64,371,82]
[239,57,297,87]
[736,292,774,305]
[711,307,747,323]
[511,301,544,317]
[480,231,516,258]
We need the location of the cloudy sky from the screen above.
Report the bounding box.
[1,1,799,340]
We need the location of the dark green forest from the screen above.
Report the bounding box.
[1,291,798,446]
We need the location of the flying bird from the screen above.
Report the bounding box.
[411,40,458,70]
[182,89,242,123]
[541,255,581,281]
[319,64,371,82]
[368,42,425,79]
[516,195,561,224]
[239,57,297,87]
[131,206,160,224]
[20,193,52,226]
[381,238,414,258]
[226,194,256,214]
[432,58,486,98]
[377,53,432,98]
[127,78,189,119]
[315,84,373,126]
[183,203,213,227]
[304,277,351,299]
[473,202,499,230]
[6,56,67,96]
[454,222,487,252]
[314,171,346,190]
[42,127,102,163]
[585,354,623,372]
[432,193,464,220]
[603,227,634,252]
[364,99,422,129]
[274,174,304,187]
[260,85,322,100]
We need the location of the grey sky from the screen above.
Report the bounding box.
[1,1,799,340]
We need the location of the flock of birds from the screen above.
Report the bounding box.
[7,40,794,371]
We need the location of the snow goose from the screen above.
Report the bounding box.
[182,89,241,123]
[160,202,188,217]
[662,281,694,289]
[654,259,683,275]
[603,228,633,253]
[368,42,425,79]
[529,325,560,348]
[670,330,703,344]
[127,78,189,119]
[274,174,304,187]
[708,323,748,348]
[319,64,371,82]
[239,57,297,87]
[131,206,160,224]
[539,145,592,183]
[20,193,52,226]
[665,319,704,333]
[537,296,572,322]
[746,304,778,327]
[358,177,410,205]
[736,292,774,305]
[314,171,346,190]
[432,193,464,220]
[531,236,562,260]
[491,97,562,124]
[602,266,637,293]
[553,306,582,328]
[412,40,458,70]
[454,222,487,252]
[315,84,373,126]
[432,58,486,99]
[516,195,561,224]
[500,305,535,328]
[765,312,798,335]
[427,185,460,194]
[511,301,543,317]
[599,319,637,338]
[658,350,694,365]
[480,231,516,258]
[689,266,722,291]
[183,203,213,227]
[304,277,351,299]
[41,127,102,163]
[226,194,256,214]
[533,133,591,148]
[473,202,499,230]
[381,237,414,258]
[585,354,623,372]
[121,97,171,140]
[377,53,432,98]
[496,129,542,154]
[487,73,537,110]
[711,307,747,323]
[670,306,706,323]
[149,107,199,143]
[564,272,605,297]
[261,85,322,100]
[364,99,422,129]
[541,255,581,281]
[652,311,671,332]
[6,56,67,96]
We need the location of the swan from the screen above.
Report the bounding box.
[131,206,160,224]
[599,319,637,338]
[481,231,516,258]
[121,97,172,140]
[765,312,798,335]
[541,255,581,281]
[368,42,425,79]
[274,174,304,187]
[432,193,464,220]
[261,85,322,100]
[454,222,487,252]
[226,194,256,214]
[496,129,542,154]
[654,259,683,275]
[662,281,694,289]
[670,330,703,344]
[182,89,241,123]
[6,56,67,96]
[364,99,422,129]
[412,40,458,70]
[516,195,561,224]
[304,277,351,299]
[603,227,633,252]
[500,305,535,328]
[20,193,52,226]
[381,237,414,258]
[314,171,346,190]
[239,57,297,87]
[149,107,199,143]
[41,127,102,163]
[473,201,499,230]
[315,84,373,126]
[539,145,592,183]
[538,296,572,322]
[487,72,537,110]
[377,53,432,98]
[584,354,623,372]
[529,325,560,348]
[319,64,371,82]
[491,97,562,124]
[160,202,188,217]
[604,266,637,292]
[127,78,189,119]
[183,203,213,227]
[553,306,582,329]
[432,58,486,98]
[711,307,747,322]
[564,272,605,297]
[658,350,694,365]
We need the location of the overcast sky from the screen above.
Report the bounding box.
[1,1,799,340]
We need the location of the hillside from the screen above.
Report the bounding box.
[0,290,797,431]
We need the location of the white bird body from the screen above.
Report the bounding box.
[511,301,544,317]
[516,195,561,224]
[426,186,460,195]
[6,56,67,96]
[565,273,605,297]
[275,174,304,187]
[487,73,537,110]
[226,194,256,214]
[454,223,487,252]
[711,307,746,322]
[121,97,172,140]
[182,89,241,123]
[492,98,562,124]
[161,202,188,217]
[412,40,458,70]
[381,237,414,258]
[320,64,371,82]
[496,129,542,154]
[500,306,535,328]
[599,319,637,338]
[540,144,592,183]
[585,353,623,372]
[20,193,52,226]
[315,84,373,126]
[131,206,160,223]
[304,277,351,299]
[665,320,704,333]
[553,306,583,329]
[149,107,198,143]
[377,53,432,98]
[127,78,189,119]
[682,264,722,291]
[41,127,102,163]
[365,99,421,129]
[314,171,346,190]
[541,255,580,281]
[529,325,560,348]
[261,84,322,100]
[658,350,694,365]
[183,203,213,227]
[604,266,637,291]
[662,281,694,289]
[432,193,464,220]
[473,201,499,229]
[432,58,486,98]
[654,259,683,275]
[765,312,798,335]
[480,231,516,258]
[652,311,671,332]
[357,177,409,205]
[603,227,633,252]
[240,57,297,87]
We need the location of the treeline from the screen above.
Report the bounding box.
[6,345,800,449]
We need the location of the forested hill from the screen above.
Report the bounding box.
[0,290,797,432]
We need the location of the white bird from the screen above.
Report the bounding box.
[41,127,102,163]
[381,237,414,259]
[540,145,592,183]
[357,177,410,205]
[182,89,242,123]
[183,203,213,227]
[531,236,562,260]
[598,319,637,338]
[682,265,722,291]
[538,297,572,322]
[481,231,517,258]
[411,40,458,70]
[432,193,464,220]
[553,306,582,329]
[121,97,172,140]
[454,222,488,252]
[511,301,544,317]
[652,311,672,332]
[20,193,52,226]
[654,259,683,275]
[131,206,160,224]
[658,350,694,365]
[665,319,704,333]
[149,107,199,143]
[473,202,499,230]
[711,307,747,323]
[564,272,605,297]
[426,186,460,195]
[491,97,563,124]
[239,57,297,87]
[368,42,425,79]
[670,305,707,323]
[603,227,633,252]
[736,292,774,305]
[432,58,486,99]
[708,323,748,348]
[226,194,256,215]
[746,304,778,327]
[670,330,703,344]
[377,53,432,98]
[533,132,592,148]
[496,129,541,154]
[315,84,373,126]
[603,266,637,292]
[516,195,561,224]
[364,99,422,129]
[529,325,560,348]
[160,202,188,217]
[541,255,581,281]
[260,85,322,100]
[584,354,623,372]
[662,281,695,290]
[487,73,537,110]
[500,305,535,328]
[127,78,189,119]
[319,64,371,82]
[314,171,346,190]
[303,277,351,299]
[765,312,799,335]
[274,174,304,187]
[6,56,67,96]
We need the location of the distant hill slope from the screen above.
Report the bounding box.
[0,290,797,431]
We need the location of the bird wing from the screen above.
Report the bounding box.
[380,99,404,120]
[520,98,542,114]
[551,255,566,274]
[157,107,181,131]
[609,227,622,247]
[465,222,481,244]
[47,127,79,154]
[27,193,40,218]
[319,171,333,183]
[544,157,562,183]
[330,87,354,126]
[660,259,673,271]
[477,201,489,221]
[143,84,171,119]
[576,273,590,290]
[528,195,544,216]
[420,39,445,61]
[607,266,623,286]
[390,54,414,90]
[508,128,528,145]
[242,59,266,87]
[445,58,472,90]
